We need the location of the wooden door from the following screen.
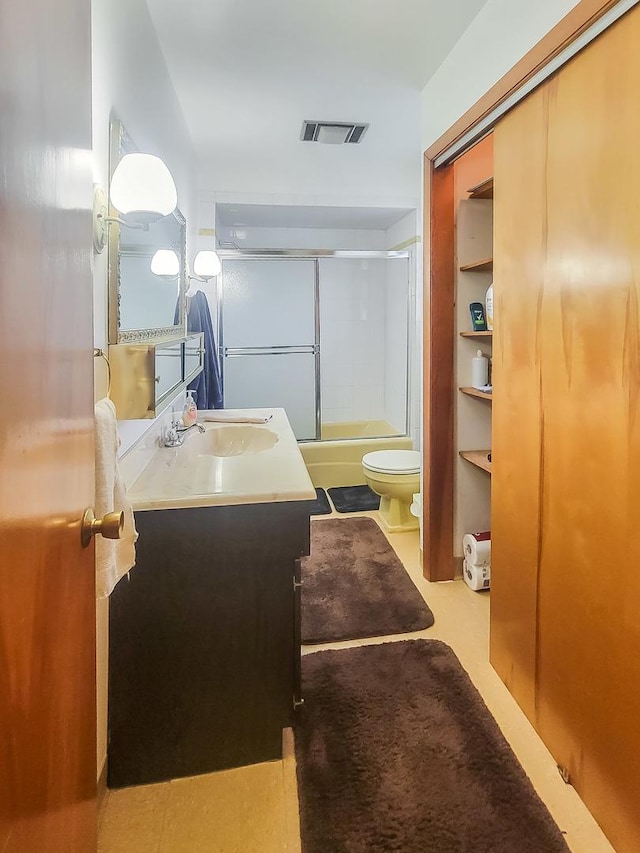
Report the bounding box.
[0,2,96,851]
[491,5,640,850]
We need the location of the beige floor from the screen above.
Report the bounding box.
[98,508,615,853]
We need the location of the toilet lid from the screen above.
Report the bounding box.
[362,450,421,474]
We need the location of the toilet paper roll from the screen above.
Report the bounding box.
[463,532,491,566]
[463,558,491,591]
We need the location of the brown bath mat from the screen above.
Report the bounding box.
[301,517,433,643]
[295,640,569,853]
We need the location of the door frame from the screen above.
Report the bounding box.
[421,0,625,580]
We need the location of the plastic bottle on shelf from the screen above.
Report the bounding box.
[472,350,489,389]
[485,282,494,331]
[182,389,198,427]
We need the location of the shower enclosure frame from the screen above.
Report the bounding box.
[216,249,412,442]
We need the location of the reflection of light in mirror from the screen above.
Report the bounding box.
[151,249,179,277]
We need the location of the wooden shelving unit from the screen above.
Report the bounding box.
[459,386,492,401]
[454,163,494,562]
[460,257,493,273]
[460,450,492,475]
[467,177,494,200]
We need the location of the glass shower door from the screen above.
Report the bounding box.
[220,259,319,440]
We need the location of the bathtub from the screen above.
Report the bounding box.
[299,420,413,489]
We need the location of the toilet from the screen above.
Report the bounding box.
[362,450,421,533]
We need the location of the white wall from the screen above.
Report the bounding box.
[92,0,198,453]
[91,0,197,782]
[421,0,580,149]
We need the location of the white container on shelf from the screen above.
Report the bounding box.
[471,350,489,389]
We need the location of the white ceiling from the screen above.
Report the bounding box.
[216,203,414,231]
[145,0,488,199]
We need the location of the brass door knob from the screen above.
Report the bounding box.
[81,508,124,548]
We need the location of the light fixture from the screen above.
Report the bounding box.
[93,152,178,254]
[192,250,222,281]
[110,153,177,221]
[151,249,180,278]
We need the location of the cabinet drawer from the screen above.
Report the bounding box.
[109,332,204,419]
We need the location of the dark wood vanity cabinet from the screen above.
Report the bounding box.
[107,500,311,788]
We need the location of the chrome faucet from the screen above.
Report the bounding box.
[164,420,205,447]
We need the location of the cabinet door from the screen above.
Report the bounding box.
[184,333,204,382]
[154,341,183,401]
[293,559,303,712]
[108,503,309,787]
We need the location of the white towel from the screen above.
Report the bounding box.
[202,414,273,424]
[95,398,138,598]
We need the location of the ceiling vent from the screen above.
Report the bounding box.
[300,120,369,144]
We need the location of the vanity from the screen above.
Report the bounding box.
[107,409,315,788]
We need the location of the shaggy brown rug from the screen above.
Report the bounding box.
[301,517,434,644]
[295,640,569,853]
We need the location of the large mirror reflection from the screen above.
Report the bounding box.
[108,118,186,343]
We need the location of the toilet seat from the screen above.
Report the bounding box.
[362,450,420,475]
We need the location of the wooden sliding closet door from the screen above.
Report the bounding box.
[491,5,640,850]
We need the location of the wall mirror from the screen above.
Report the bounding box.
[108,117,186,344]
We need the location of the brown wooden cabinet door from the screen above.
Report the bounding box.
[491,5,640,851]
[0,1,96,851]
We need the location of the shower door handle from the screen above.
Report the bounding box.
[223,345,318,357]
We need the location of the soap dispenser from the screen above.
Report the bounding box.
[182,389,198,427]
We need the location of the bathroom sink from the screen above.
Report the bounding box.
[126,408,315,510]
[197,425,279,457]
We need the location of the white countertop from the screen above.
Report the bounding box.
[127,408,316,511]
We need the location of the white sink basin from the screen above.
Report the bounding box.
[197,425,279,457]
[126,408,315,510]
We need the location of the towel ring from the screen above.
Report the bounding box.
[94,347,112,397]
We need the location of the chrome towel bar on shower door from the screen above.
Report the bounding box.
[223,345,319,357]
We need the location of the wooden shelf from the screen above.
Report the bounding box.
[460,257,493,273]
[460,330,493,339]
[467,177,494,200]
[459,386,492,401]
[460,450,492,474]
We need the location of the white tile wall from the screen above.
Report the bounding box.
[319,257,387,425]
[384,256,410,433]
[387,211,420,448]
[216,225,386,251]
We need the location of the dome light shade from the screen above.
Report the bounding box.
[110,153,177,223]
[193,250,222,279]
[151,249,180,277]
